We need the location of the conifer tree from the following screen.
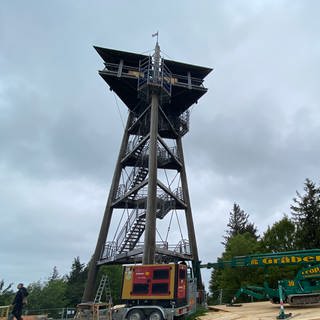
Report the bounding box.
[0,280,13,305]
[50,266,60,281]
[290,178,320,249]
[65,257,88,307]
[222,203,258,245]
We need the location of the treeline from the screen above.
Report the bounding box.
[209,178,320,303]
[2,178,319,309]
[0,258,122,311]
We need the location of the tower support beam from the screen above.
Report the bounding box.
[143,93,159,264]
[177,137,202,289]
[83,115,132,302]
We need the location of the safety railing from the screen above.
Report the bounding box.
[173,239,191,255]
[115,208,145,252]
[137,58,172,98]
[157,146,177,163]
[102,62,140,79]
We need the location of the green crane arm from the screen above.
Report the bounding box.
[201,249,320,269]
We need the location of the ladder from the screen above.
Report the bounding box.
[94,274,112,304]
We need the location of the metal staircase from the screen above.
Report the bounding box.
[128,168,148,193]
[156,194,175,219]
[116,193,175,254]
[118,212,146,253]
[132,138,146,158]
[126,135,147,158]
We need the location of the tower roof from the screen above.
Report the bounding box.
[94,46,212,115]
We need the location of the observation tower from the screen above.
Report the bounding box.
[83,41,212,302]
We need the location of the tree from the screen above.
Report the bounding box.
[40,278,67,318]
[210,233,262,303]
[261,215,296,252]
[291,178,320,249]
[26,267,67,316]
[260,216,299,288]
[222,203,258,245]
[50,266,60,281]
[65,257,88,307]
[98,265,122,305]
[27,281,44,310]
[0,280,14,305]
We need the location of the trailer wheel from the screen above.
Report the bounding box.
[148,310,163,320]
[127,309,144,320]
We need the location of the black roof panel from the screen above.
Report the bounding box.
[94,46,212,115]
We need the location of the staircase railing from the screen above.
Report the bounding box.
[156,192,174,219]
[116,208,146,253]
[174,239,191,255]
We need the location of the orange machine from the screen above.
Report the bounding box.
[121,264,187,307]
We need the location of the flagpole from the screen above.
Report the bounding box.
[152,31,159,43]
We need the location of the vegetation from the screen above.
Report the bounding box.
[185,305,208,320]
[0,258,122,313]
[0,280,13,305]
[222,203,258,246]
[291,178,320,249]
[65,257,88,307]
[209,178,320,304]
[260,215,295,252]
[2,178,320,310]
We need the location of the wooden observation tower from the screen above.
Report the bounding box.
[83,41,211,302]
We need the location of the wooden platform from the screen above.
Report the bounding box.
[198,301,320,320]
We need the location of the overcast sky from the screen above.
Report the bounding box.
[1,0,320,290]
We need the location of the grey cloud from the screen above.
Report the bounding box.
[1,0,320,288]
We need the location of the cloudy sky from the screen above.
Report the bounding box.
[1,0,320,289]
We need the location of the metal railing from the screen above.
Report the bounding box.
[137,58,172,98]
[173,187,184,202]
[126,135,147,156]
[101,242,117,261]
[174,239,190,255]
[102,62,140,79]
[115,208,145,252]
[156,192,174,219]
[157,146,178,163]
[102,60,206,92]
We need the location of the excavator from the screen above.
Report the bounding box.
[201,249,320,306]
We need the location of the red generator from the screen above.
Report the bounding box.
[121,263,188,308]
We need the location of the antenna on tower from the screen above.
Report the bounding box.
[152,31,161,82]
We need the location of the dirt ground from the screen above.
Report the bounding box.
[198,301,320,320]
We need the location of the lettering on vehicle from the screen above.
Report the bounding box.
[302,266,320,276]
[249,255,320,266]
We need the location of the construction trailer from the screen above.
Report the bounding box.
[76,263,197,320]
[120,263,197,320]
[202,249,320,306]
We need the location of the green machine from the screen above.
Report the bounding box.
[202,249,320,306]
